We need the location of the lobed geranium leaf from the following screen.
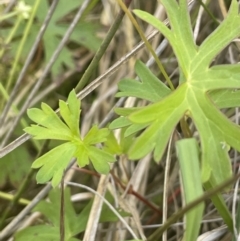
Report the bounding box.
[103,131,122,155]
[32,142,76,187]
[88,146,115,174]
[104,129,136,155]
[114,107,143,117]
[210,89,240,109]
[74,144,89,168]
[28,103,69,131]
[116,60,171,102]
[26,90,115,187]
[84,125,110,145]
[25,103,72,141]
[129,84,187,124]
[109,117,133,130]
[108,1,240,233]
[123,0,240,187]
[59,89,81,137]
[109,115,148,139]
[24,125,72,140]
[110,59,173,140]
[124,123,148,138]
[108,10,240,237]
[128,85,187,161]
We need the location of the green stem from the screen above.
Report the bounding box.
[0,192,30,205]
[75,0,133,92]
[116,0,174,91]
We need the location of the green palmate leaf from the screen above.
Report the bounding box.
[32,142,76,187]
[124,123,148,138]
[109,106,149,138]
[84,125,109,145]
[25,102,72,141]
[116,60,171,102]
[125,0,240,187]
[128,84,187,161]
[114,107,143,116]
[111,2,240,230]
[24,124,71,140]
[88,146,115,174]
[73,136,116,174]
[74,144,89,167]
[211,89,240,108]
[109,117,133,129]
[59,90,81,137]
[119,129,135,153]
[103,129,135,155]
[108,1,240,232]
[103,131,122,155]
[25,90,115,187]
[109,60,171,138]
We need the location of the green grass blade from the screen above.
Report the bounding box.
[176,138,204,241]
[204,176,233,232]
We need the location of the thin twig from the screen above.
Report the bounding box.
[75,0,133,91]
[0,184,52,240]
[66,181,139,240]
